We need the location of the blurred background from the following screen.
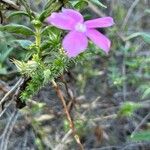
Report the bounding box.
[0,0,150,149]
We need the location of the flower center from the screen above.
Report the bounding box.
[75,23,87,32]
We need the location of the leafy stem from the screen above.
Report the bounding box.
[35,27,41,55]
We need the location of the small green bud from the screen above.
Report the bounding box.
[31,19,42,28]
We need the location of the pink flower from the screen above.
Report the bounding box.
[47,9,114,58]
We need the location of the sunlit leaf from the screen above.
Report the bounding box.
[118,102,141,117]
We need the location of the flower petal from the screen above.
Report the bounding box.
[85,17,114,28]
[62,8,84,23]
[62,31,88,57]
[86,29,111,53]
[47,12,76,30]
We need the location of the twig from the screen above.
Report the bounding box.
[1,0,20,10]
[92,114,117,122]
[61,75,75,113]
[52,80,84,150]
[0,109,19,150]
[54,129,72,150]
[0,80,10,93]
[131,112,150,138]
[22,131,28,149]
[0,78,23,106]
[121,0,140,29]
[82,96,101,115]
[0,100,13,118]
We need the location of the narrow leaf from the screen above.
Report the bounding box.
[89,0,107,8]
[13,40,33,49]
[125,32,150,44]
[0,24,34,36]
[8,11,29,19]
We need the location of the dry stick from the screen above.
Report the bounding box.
[52,80,84,150]
[54,129,72,150]
[121,0,140,29]
[0,100,13,118]
[0,78,23,106]
[1,0,20,10]
[0,109,19,150]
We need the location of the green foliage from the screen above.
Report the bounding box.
[89,0,107,8]
[0,0,109,82]
[118,102,141,117]
[39,0,66,22]
[0,0,150,148]
[13,40,33,49]
[130,130,150,142]
[108,67,125,89]
[0,24,34,36]
[0,41,13,64]
[125,32,150,44]
[138,84,150,99]
[0,42,13,74]
[73,1,88,10]
[8,11,29,19]
[71,0,106,10]
[0,0,149,111]
[32,103,45,114]
[0,32,17,74]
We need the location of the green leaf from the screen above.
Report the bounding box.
[145,9,150,14]
[74,1,88,10]
[13,40,33,49]
[41,26,52,35]
[39,1,63,22]
[0,24,34,36]
[125,32,150,44]
[89,0,107,8]
[130,130,150,142]
[142,87,150,99]
[41,26,61,46]
[44,0,56,10]
[40,40,51,50]
[118,102,141,117]
[0,67,7,75]
[8,11,29,19]
[0,41,14,63]
[142,33,150,44]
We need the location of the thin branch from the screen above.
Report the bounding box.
[52,80,84,150]
[1,0,20,10]
[0,78,23,106]
[54,129,72,150]
[0,110,19,150]
[0,100,13,118]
